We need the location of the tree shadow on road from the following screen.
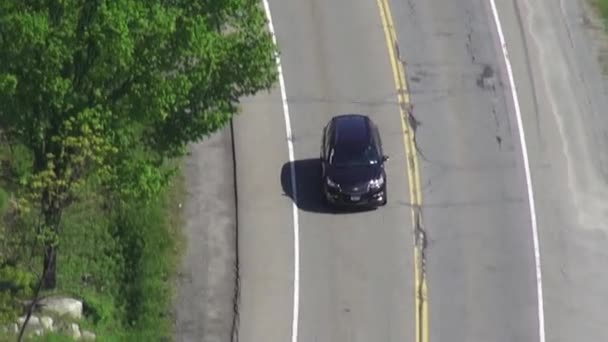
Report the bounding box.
[280,158,374,214]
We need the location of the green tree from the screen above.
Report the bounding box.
[0,0,276,289]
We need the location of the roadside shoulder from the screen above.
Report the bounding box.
[174,126,237,342]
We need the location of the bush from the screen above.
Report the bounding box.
[0,264,34,323]
[50,171,181,340]
[0,162,182,340]
[110,194,175,340]
[599,0,608,17]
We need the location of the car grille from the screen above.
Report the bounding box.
[326,182,381,202]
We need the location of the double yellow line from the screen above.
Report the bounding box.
[375,0,428,341]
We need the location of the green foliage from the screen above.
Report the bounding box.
[0,188,8,213]
[109,195,175,340]
[0,264,35,323]
[0,0,276,288]
[0,0,276,338]
[104,151,175,205]
[0,143,33,189]
[33,333,75,342]
[0,0,276,161]
[0,0,277,215]
[598,0,608,19]
[58,194,122,325]
[49,166,182,339]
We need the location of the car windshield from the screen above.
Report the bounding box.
[330,144,379,167]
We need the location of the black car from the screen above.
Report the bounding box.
[320,114,389,207]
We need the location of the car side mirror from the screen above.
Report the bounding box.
[382,155,390,162]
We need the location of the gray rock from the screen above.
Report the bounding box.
[17,315,41,330]
[66,323,81,339]
[40,315,53,331]
[81,329,96,340]
[10,323,18,333]
[32,328,43,336]
[38,296,83,319]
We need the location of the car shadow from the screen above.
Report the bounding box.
[280,158,376,214]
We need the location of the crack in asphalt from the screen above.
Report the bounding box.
[394,37,428,338]
[413,205,427,340]
[405,105,429,161]
[395,40,427,162]
[464,8,484,65]
[406,0,417,17]
[490,105,504,150]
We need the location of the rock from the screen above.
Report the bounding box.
[38,296,83,320]
[32,328,43,336]
[64,323,80,339]
[81,329,96,340]
[10,323,19,333]
[17,315,41,330]
[40,315,53,331]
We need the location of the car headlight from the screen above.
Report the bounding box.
[369,176,385,189]
[326,177,338,187]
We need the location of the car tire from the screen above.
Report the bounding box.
[381,189,388,206]
[320,183,329,206]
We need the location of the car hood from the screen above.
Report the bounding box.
[326,164,382,188]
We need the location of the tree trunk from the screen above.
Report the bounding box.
[33,141,63,290]
[42,244,57,289]
[40,203,61,290]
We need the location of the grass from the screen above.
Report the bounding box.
[590,0,608,73]
[0,142,186,341]
[598,0,608,19]
[56,166,185,341]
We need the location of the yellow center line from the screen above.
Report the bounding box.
[374,0,428,341]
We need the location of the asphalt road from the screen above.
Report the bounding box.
[497,0,608,340]
[237,0,415,340]
[389,0,541,340]
[228,0,608,341]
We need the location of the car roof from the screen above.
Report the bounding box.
[331,114,373,148]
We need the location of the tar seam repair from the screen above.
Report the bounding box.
[260,1,301,342]
[488,1,547,341]
[375,0,429,340]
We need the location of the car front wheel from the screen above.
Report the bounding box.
[381,188,388,206]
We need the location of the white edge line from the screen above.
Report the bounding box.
[488,1,546,342]
[261,1,300,342]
